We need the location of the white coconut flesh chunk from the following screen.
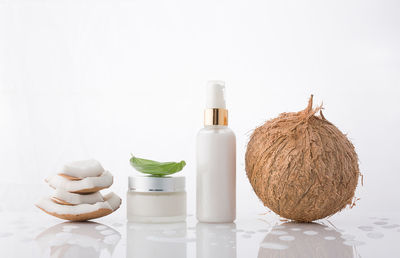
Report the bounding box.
[46,171,113,193]
[103,192,121,211]
[60,159,104,178]
[52,188,104,205]
[36,192,121,215]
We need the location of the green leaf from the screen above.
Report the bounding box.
[130,156,186,176]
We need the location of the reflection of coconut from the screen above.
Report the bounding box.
[35,222,121,258]
[258,222,354,258]
[127,222,187,258]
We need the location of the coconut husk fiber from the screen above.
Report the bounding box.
[245,95,360,222]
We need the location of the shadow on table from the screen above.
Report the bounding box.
[258,222,356,258]
[35,221,121,258]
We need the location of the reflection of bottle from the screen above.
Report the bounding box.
[126,222,187,258]
[196,81,236,223]
[258,222,355,258]
[196,222,237,258]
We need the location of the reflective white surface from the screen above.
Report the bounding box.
[1,1,399,257]
[0,211,399,258]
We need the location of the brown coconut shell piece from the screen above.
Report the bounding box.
[58,174,82,181]
[51,197,75,206]
[245,95,360,222]
[36,206,113,221]
[36,193,121,222]
[47,184,110,194]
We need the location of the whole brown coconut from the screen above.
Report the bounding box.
[245,95,360,222]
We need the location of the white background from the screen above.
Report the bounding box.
[0,0,399,219]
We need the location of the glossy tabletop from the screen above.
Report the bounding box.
[0,210,399,258]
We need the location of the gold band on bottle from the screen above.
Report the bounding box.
[204,108,228,126]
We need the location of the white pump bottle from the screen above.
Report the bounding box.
[196,81,236,223]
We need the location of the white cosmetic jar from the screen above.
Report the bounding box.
[127,176,186,223]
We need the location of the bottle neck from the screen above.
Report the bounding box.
[204,108,228,126]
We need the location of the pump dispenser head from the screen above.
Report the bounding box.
[206,81,226,109]
[204,80,228,126]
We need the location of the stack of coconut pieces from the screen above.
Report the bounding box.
[36,159,121,221]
